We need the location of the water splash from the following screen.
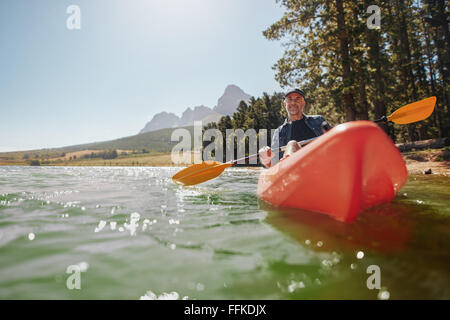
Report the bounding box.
[139,290,187,300]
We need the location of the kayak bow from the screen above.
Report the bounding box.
[257,121,408,222]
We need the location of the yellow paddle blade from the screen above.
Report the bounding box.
[387,96,436,124]
[172,161,233,186]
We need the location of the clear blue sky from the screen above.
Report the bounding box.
[0,0,285,152]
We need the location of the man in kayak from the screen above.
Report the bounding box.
[259,88,332,168]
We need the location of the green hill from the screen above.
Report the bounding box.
[58,126,195,153]
[0,126,195,160]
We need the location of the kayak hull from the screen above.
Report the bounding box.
[257,121,408,222]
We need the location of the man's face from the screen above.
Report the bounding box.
[283,93,306,117]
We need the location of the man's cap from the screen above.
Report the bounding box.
[284,88,306,99]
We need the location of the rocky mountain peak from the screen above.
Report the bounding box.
[139,85,252,133]
[213,84,252,116]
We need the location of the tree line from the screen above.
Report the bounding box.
[206,0,448,150]
[262,0,448,142]
[82,150,118,160]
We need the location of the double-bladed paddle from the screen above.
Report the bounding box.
[172,96,437,186]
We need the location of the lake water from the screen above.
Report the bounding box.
[0,166,449,299]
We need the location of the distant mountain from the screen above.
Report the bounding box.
[0,85,253,159]
[139,106,216,134]
[139,84,251,134]
[201,112,224,126]
[139,112,179,133]
[179,105,216,126]
[213,84,252,116]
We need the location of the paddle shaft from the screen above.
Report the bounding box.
[230,137,317,165]
[230,99,433,165]
[230,113,400,165]
[373,116,387,123]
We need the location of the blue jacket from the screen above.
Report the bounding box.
[271,114,332,158]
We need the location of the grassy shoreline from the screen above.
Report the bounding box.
[1,148,449,175]
[0,152,178,167]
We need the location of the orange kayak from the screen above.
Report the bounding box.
[257,121,408,222]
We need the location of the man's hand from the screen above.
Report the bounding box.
[259,146,274,168]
